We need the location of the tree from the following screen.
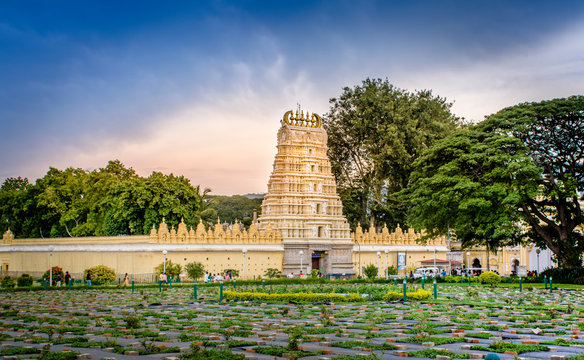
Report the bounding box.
[155,260,182,280]
[401,126,538,259]
[403,96,584,269]
[185,261,205,281]
[264,268,281,279]
[205,195,262,228]
[484,96,584,268]
[364,264,379,279]
[325,78,459,230]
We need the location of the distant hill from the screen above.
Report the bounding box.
[243,193,265,199]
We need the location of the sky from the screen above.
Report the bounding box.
[1,0,583,195]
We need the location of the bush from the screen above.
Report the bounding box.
[383,289,432,301]
[1,276,15,288]
[17,274,34,287]
[42,266,64,284]
[387,265,398,276]
[540,267,584,284]
[124,315,141,329]
[478,271,501,286]
[185,262,205,281]
[264,268,281,279]
[364,264,379,279]
[84,265,116,285]
[155,260,182,280]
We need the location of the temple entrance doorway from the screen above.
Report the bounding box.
[312,251,325,273]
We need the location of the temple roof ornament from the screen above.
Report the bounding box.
[283,110,321,128]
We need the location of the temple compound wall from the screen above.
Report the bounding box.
[0,110,532,279]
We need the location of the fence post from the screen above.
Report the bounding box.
[262,279,265,290]
[169,278,172,288]
[194,281,197,300]
[233,279,236,289]
[422,275,425,289]
[549,277,553,293]
[44,279,47,290]
[402,278,407,301]
[433,279,437,300]
[519,276,522,292]
[159,280,162,292]
[131,280,134,294]
[69,279,72,290]
[219,281,223,301]
[394,278,397,286]
[544,275,548,289]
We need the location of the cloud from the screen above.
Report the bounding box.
[398,20,584,122]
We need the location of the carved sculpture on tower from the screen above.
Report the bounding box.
[257,110,355,275]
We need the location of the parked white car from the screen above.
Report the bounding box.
[413,267,439,279]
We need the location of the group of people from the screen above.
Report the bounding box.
[48,271,72,286]
[48,270,131,287]
[287,270,323,279]
[203,271,234,282]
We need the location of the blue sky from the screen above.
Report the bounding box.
[1,1,583,194]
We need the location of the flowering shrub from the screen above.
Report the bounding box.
[42,266,64,284]
[223,290,365,303]
[383,289,432,301]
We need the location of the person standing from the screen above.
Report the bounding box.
[86,270,92,286]
[64,271,71,286]
[123,273,129,287]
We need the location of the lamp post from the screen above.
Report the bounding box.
[433,248,436,269]
[377,251,381,278]
[466,251,470,274]
[48,245,55,287]
[162,250,167,274]
[242,247,248,280]
[356,239,361,278]
[536,248,541,274]
[384,249,389,279]
[299,250,304,276]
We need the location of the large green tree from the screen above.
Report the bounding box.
[486,96,584,268]
[0,160,206,238]
[401,126,539,257]
[103,171,203,235]
[404,96,584,268]
[325,78,459,229]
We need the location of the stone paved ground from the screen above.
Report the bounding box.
[1,284,584,360]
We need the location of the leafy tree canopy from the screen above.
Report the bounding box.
[325,78,459,230]
[403,96,584,268]
[0,160,206,238]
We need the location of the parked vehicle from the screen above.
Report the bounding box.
[413,267,439,279]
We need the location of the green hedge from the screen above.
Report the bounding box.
[223,290,365,302]
[382,289,432,301]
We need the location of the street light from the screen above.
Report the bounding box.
[242,247,248,280]
[536,248,541,274]
[162,250,167,274]
[299,250,304,276]
[466,251,471,273]
[377,251,381,278]
[48,245,55,287]
[384,249,389,279]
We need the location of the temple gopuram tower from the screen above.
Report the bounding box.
[258,110,355,276]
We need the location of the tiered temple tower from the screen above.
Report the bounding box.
[257,110,355,276]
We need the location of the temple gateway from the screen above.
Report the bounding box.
[258,110,355,276]
[0,110,533,280]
